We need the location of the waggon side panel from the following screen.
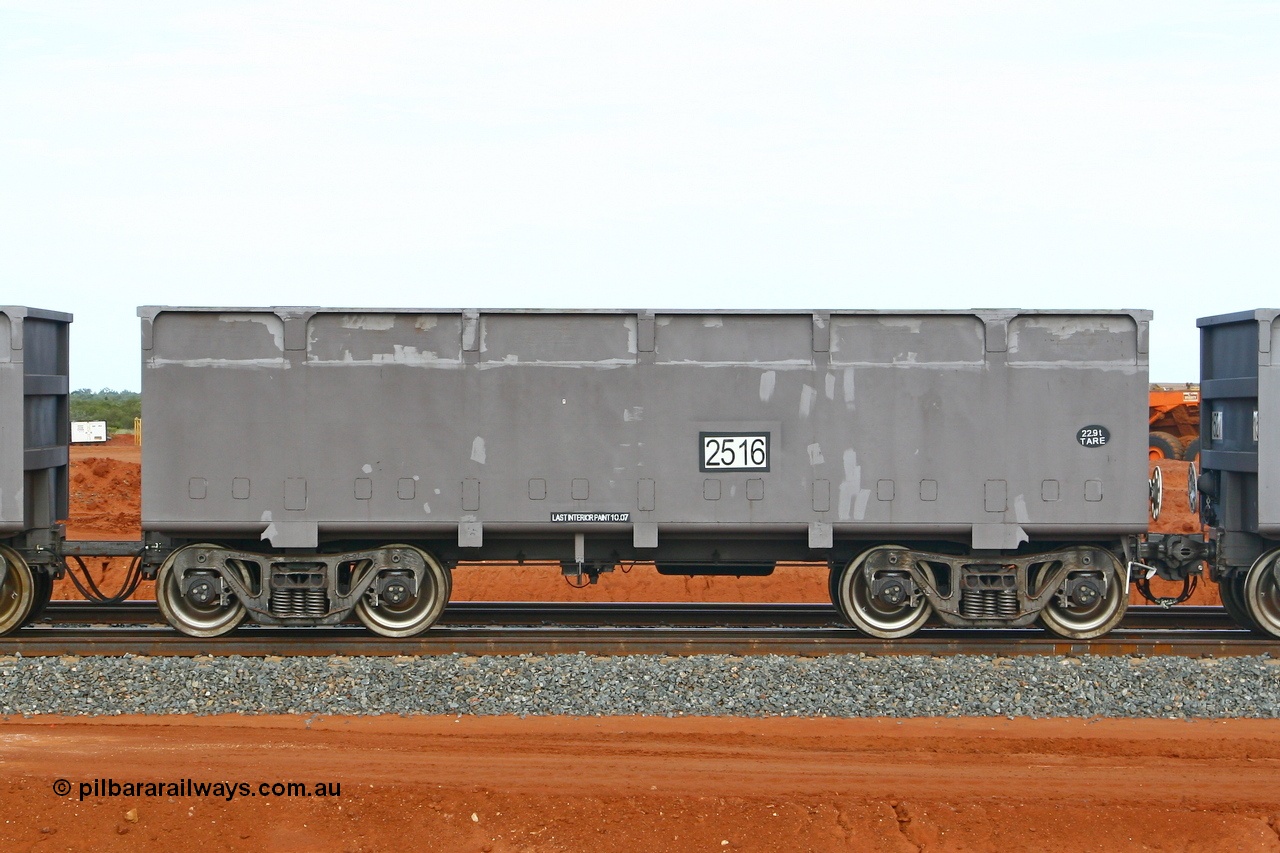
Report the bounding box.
[0,307,72,535]
[1265,317,1280,534]
[140,308,1150,549]
[1198,310,1280,538]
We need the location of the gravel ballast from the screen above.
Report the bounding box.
[2,653,1279,718]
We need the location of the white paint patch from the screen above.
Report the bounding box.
[413,316,438,331]
[842,368,856,410]
[799,384,817,418]
[434,488,441,495]
[759,371,777,402]
[340,314,395,331]
[623,407,644,422]
[702,316,724,328]
[878,317,924,332]
[362,464,373,474]
[413,475,420,481]
[261,523,278,542]
[471,437,487,464]
[824,373,836,400]
[807,443,825,466]
[368,344,441,365]
[853,490,871,521]
[260,511,273,522]
[837,449,871,521]
[150,357,289,370]
[220,314,284,351]
[1014,495,1030,524]
[423,502,432,515]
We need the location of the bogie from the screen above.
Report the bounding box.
[153,542,452,638]
[830,543,1129,639]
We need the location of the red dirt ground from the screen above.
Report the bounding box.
[2,715,1280,852]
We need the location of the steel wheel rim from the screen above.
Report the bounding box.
[837,547,931,639]
[1243,548,1280,638]
[1219,575,1258,631]
[355,546,450,637]
[156,545,246,637]
[0,544,36,635]
[1040,553,1127,637]
[26,570,53,627]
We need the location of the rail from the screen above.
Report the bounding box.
[38,601,1239,630]
[9,602,1273,658]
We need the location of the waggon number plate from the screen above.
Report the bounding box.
[700,432,770,472]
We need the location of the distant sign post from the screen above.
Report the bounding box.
[71,421,108,443]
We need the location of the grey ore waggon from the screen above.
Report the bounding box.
[0,306,71,634]
[1140,309,1280,638]
[135,307,1152,640]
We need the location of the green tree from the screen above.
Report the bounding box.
[70,388,141,433]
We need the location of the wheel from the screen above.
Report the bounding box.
[23,569,54,626]
[1183,437,1200,465]
[832,546,932,639]
[827,562,842,608]
[1148,465,1164,522]
[1186,461,1200,516]
[1219,574,1263,634]
[155,544,247,638]
[1242,548,1280,639]
[1039,551,1129,640]
[1148,431,1183,461]
[0,544,37,636]
[355,545,451,638]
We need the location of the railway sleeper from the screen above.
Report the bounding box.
[832,544,1129,640]
[155,543,451,638]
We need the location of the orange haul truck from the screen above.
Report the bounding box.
[1149,383,1199,462]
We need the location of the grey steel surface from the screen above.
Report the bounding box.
[1198,309,1280,548]
[140,308,1151,563]
[4,624,1272,658]
[0,306,72,540]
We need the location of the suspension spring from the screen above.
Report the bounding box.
[304,588,327,617]
[268,589,301,618]
[269,586,330,618]
[269,589,297,617]
[960,589,1020,619]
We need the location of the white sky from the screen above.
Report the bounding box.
[2,1,1276,390]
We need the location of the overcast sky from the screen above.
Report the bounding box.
[2,1,1276,390]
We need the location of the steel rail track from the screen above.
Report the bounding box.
[6,607,1275,659]
[38,601,1240,630]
